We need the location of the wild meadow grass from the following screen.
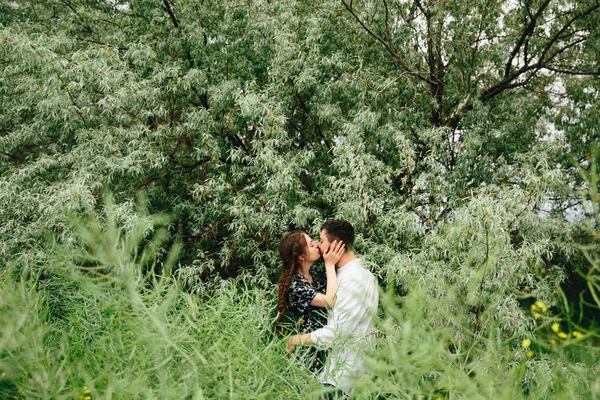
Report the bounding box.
[1,196,600,399]
[2,261,599,399]
[0,202,319,399]
[0,263,323,399]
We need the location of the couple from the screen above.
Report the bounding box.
[277,220,379,396]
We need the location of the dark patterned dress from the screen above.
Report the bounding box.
[286,264,329,373]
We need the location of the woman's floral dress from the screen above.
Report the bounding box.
[286,264,328,373]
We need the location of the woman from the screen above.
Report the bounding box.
[277,230,344,372]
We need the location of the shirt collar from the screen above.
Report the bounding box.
[337,258,361,276]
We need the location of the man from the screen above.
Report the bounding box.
[287,220,379,395]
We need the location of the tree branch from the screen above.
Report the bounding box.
[163,0,180,28]
[468,1,489,92]
[482,2,600,103]
[413,0,427,17]
[479,2,600,102]
[61,0,94,34]
[74,36,127,52]
[504,0,551,78]
[537,3,599,65]
[542,65,600,76]
[543,36,587,64]
[2,151,25,163]
[341,0,433,84]
[294,91,332,153]
[382,0,395,53]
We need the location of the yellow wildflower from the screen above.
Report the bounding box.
[530,304,538,311]
[535,301,548,313]
[533,312,541,319]
[558,332,568,339]
[551,323,560,333]
[572,331,582,338]
[549,339,557,345]
[1,372,5,378]
[526,350,534,357]
[521,338,531,348]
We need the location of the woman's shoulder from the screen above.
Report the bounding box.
[289,272,304,286]
[288,273,310,293]
[287,273,319,311]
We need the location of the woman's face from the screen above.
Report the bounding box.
[302,233,322,264]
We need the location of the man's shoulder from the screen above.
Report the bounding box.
[345,260,377,284]
[353,259,375,275]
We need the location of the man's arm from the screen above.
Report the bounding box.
[286,291,349,352]
[287,270,378,352]
[287,281,356,352]
[311,275,378,350]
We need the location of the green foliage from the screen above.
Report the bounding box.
[1,0,600,397]
[1,203,600,398]
[356,283,600,400]
[2,0,599,284]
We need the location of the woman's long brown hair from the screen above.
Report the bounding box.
[277,231,307,326]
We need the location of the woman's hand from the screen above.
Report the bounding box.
[310,240,343,308]
[322,240,345,268]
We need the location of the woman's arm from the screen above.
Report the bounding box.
[309,240,344,308]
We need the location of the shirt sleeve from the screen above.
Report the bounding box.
[310,279,358,349]
[310,273,378,350]
[288,277,318,315]
[310,314,335,349]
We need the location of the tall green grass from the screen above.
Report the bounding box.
[1,195,599,399]
[0,199,320,399]
[0,269,325,399]
[2,264,599,399]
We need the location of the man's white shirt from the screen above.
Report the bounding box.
[310,258,379,390]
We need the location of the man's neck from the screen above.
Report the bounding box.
[336,251,358,269]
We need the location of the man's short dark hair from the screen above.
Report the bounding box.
[321,220,354,249]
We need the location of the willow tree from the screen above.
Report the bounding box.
[1,0,598,297]
[3,4,600,398]
[336,0,600,214]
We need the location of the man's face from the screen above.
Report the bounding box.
[318,229,332,255]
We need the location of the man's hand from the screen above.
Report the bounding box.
[322,240,345,267]
[286,333,313,353]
